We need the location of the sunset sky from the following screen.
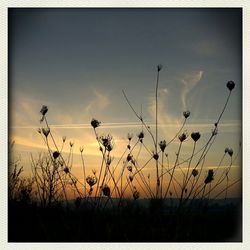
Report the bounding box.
[9,8,242,198]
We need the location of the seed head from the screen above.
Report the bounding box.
[133,190,140,200]
[63,167,70,174]
[127,133,133,141]
[226,81,235,91]
[225,147,233,157]
[192,169,199,177]
[153,153,159,160]
[91,118,101,129]
[191,132,201,142]
[178,131,188,142]
[137,131,144,141]
[157,64,163,72]
[99,134,114,151]
[159,140,167,152]
[183,111,190,119]
[127,165,133,172]
[53,151,60,159]
[127,154,132,162]
[40,105,48,116]
[102,185,111,197]
[42,127,50,137]
[86,175,97,187]
[62,136,66,143]
[204,169,214,184]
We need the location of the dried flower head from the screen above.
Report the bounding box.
[53,151,60,159]
[153,153,159,160]
[225,147,233,157]
[42,127,50,137]
[192,169,199,177]
[63,167,69,174]
[69,141,74,147]
[133,190,140,200]
[127,165,133,172]
[137,131,144,141]
[178,131,188,142]
[204,169,214,184]
[91,118,101,129]
[80,146,84,153]
[37,128,41,134]
[226,81,235,91]
[99,134,114,151]
[102,185,111,197]
[183,111,190,119]
[127,154,132,162]
[157,64,163,72]
[127,133,133,141]
[86,175,97,187]
[129,175,134,182]
[40,105,48,122]
[40,105,48,116]
[191,132,201,142]
[62,136,66,143]
[159,140,167,152]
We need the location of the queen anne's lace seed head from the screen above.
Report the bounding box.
[159,140,166,152]
[91,118,101,129]
[192,169,199,177]
[204,169,214,184]
[157,64,163,72]
[102,185,110,197]
[133,190,140,200]
[183,111,190,119]
[53,151,60,159]
[40,105,48,116]
[178,131,188,142]
[191,132,201,142]
[42,128,50,137]
[86,175,97,187]
[226,81,235,91]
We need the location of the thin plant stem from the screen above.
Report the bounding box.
[164,141,183,199]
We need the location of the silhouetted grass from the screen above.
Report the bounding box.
[8,198,241,242]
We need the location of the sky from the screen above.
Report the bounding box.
[9,8,242,199]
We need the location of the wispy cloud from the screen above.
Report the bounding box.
[85,89,110,115]
[181,70,203,111]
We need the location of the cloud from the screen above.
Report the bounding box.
[148,88,180,142]
[85,90,110,115]
[181,70,203,110]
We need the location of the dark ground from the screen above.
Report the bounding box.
[8,198,242,242]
